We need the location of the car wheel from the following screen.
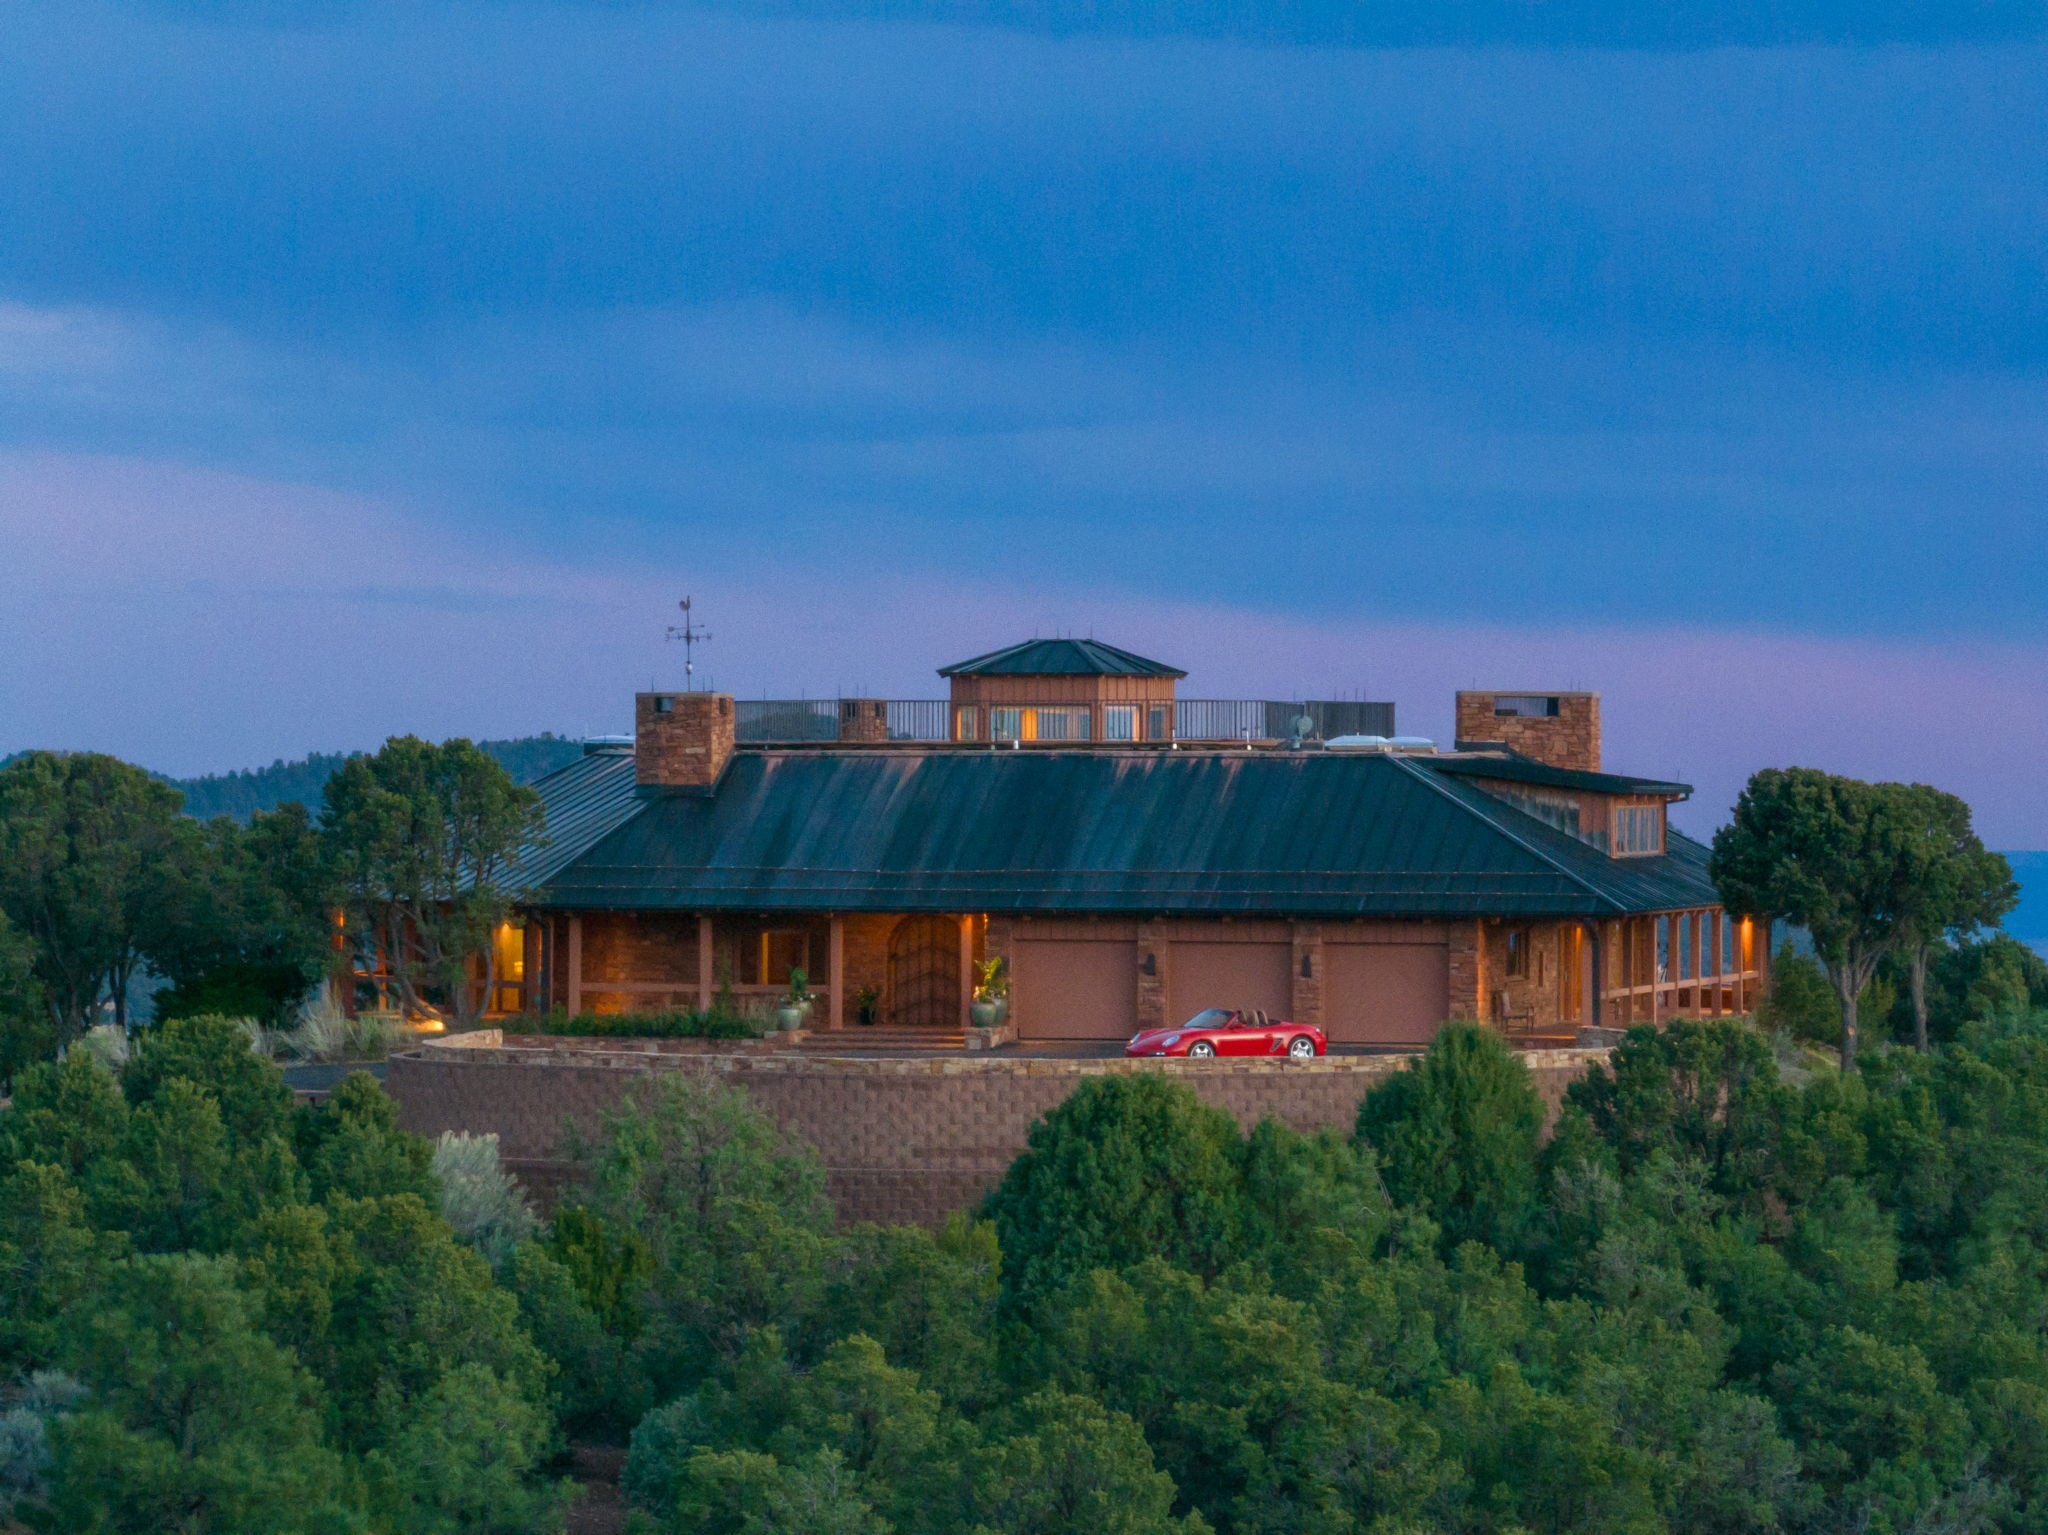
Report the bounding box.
[1188,1040,1217,1059]
[1288,1035,1317,1059]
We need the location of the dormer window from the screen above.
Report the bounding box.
[1613,802,1666,856]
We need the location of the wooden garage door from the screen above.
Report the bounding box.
[1011,937,1138,1040]
[1323,942,1450,1044]
[1168,941,1293,1029]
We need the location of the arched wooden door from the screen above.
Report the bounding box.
[887,915,961,1030]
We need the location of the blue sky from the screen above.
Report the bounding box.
[2,2,2045,844]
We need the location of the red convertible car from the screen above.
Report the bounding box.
[1126,1009,1327,1060]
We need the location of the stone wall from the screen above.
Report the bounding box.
[389,1035,1609,1227]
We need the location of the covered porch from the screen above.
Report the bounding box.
[507,910,992,1032]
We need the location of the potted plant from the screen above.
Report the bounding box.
[972,957,1009,1027]
[777,967,811,1032]
[970,957,1006,1030]
[852,984,881,1027]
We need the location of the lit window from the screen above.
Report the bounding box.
[1034,707,1091,741]
[1104,705,1137,741]
[955,705,978,741]
[1495,695,1560,718]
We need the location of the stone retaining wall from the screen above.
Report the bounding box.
[388,1036,1609,1226]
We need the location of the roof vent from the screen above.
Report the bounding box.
[1326,735,1436,753]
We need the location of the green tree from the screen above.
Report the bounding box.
[572,1073,835,1396]
[315,1193,553,1456]
[150,803,338,1026]
[0,1048,130,1180]
[1563,1019,1788,1198]
[1711,767,1910,1067]
[0,1162,118,1370]
[362,1361,569,1535]
[1356,1021,1543,1253]
[37,1253,360,1535]
[980,1074,1250,1324]
[1882,782,2016,1049]
[294,1071,435,1206]
[0,908,52,1086]
[967,1389,1209,1535]
[1930,934,2048,1037]
[0,751,187,1035]
[824,1217,1000,1409]
[122,1011,295,1153]
[320,735,542,1024]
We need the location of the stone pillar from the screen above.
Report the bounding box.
[1447,919,1485,1021]
[636,691,735,788]
[1136,920,1170,1031]
[1290,922,1324,1028]
[566,915,583,1016]
[828,916,845,1029]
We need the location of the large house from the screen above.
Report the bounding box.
[485,639,1762,1045]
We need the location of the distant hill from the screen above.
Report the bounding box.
[165,735,588,820]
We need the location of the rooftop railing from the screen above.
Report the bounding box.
[732,698,1395,745]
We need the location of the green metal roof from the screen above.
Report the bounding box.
[500,746,642,894]
[937,637,1186,679]
[525,747,1719,918]
[1426,754,1692,799]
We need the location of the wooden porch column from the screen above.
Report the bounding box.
[828,915,845,1030]
[567,915,584,1016]
[1651,915,1664,1027]
[959,914,976,1031]
[697,915,714,1014]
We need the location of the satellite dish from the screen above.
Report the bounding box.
[1289,711,1316,750]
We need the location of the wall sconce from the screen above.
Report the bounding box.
[1140,952,1156,976]
[1300,953,1313,979]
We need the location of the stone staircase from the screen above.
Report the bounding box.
[798,1026,967,1052]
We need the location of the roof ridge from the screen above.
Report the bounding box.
[1385,752,1618,913]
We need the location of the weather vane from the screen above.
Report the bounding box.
[665,597,711,689]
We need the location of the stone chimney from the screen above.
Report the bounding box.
[1454,691,1601,773]
[636,691,736,789]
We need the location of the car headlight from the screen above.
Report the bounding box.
[1160,1033,1181,1048]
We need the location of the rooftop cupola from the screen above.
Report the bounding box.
[937,637,1184,743]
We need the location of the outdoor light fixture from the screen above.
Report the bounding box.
[1140,952,1156,976]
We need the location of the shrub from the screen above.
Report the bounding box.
[432,1132,538,1270]
[1757,945,1840,1047]
[282,990,394,1062]
[506,1007,760,1041]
